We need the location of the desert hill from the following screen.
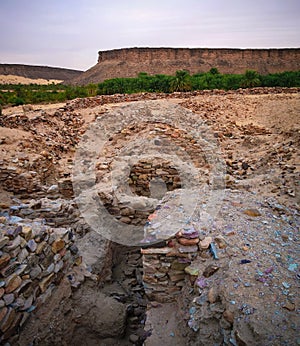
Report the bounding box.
[69,47,300,85]
[0,64,82,84]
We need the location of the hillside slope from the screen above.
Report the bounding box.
[0,64,82,82]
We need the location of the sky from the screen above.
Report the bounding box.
[0,0,299,71]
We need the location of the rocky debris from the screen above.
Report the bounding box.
[141,188,299,346]
[64,87,299,111]
[0,110,85,157]
[180,92,300,207]
[5,197,80,229]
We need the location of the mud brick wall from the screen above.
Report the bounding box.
[0,221,80,342]
[142,228,225,303]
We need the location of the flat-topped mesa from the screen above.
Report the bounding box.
[98,47,300,74]
[71,47,300,85]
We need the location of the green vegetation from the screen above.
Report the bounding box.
[97,69,300,96]
[0,83,88,107]
[0,70,299,107]
[170,70,192,92]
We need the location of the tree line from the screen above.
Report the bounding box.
[0,69,299,107]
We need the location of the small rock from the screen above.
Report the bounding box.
[27,239,37,252]
[282,302,295,311]
[223,310,234,324]
[0,306,7,321]
[44,263,55,276]
[243,208,261,217]
[69,244,79,254]
[0,254,11,270]
[1,262,19,278]
[129,334,139,343]
[3,293,14,305]
[208,287,218,303]
[51,239,65,253]
[185,266,200,276]
[178,245,198,253]
[36,241,47,255]
[6,226,22,239]
[195,277,208,289]
[5,275,22,294]
[20,295,33,311]
[177,229,199,239]
[199,236,213,249]
[6,235,21,251]
[18,248,29,262]
[21,226,33,241]
[178,237,199,246]
[0,307,16,332]
[54,260,64,273]
[47,185,59,193]
[0,237,10,250]
[214,235,227,249]
[203,264,219,278]
[39,273,54,293]
[282,282,291,289]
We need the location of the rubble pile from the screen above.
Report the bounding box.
[181,93,300,206]
[65,87,300,111]
[0,109,85,158]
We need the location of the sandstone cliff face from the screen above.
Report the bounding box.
[71,47,300,85]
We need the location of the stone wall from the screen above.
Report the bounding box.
[129,159,181,198]
[72,48,300,84]
[0,218,80,343]
[142,227,222,303]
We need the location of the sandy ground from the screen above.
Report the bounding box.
[0,74,62,85]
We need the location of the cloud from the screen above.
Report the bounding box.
[0,0,299,69]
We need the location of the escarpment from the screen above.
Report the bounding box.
[70,47,300,84]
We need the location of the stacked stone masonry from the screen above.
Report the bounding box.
[142,226,219,303]
[0,219,80,342]
[129,159,181,198]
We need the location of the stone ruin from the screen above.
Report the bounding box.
[0,89,299,345]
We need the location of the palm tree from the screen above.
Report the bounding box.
[170,70,192,92]
[241,70,261,88]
